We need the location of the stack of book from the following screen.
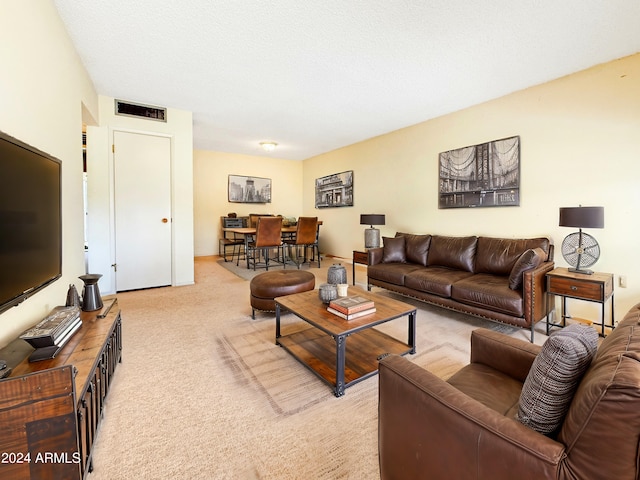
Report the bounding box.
[20,306,82,362]
[327,296,376,320]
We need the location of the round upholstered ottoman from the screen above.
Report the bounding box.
[250,270,315,319]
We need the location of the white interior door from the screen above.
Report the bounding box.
[114,131,172,291]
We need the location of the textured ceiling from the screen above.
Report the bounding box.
[53,0,640,160]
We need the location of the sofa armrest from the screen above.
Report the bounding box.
[379,355,565,480]
[470,328,541,383]
[368,247,383,265]
[523,260,555,324]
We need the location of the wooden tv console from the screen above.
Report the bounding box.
[0,299,122,480]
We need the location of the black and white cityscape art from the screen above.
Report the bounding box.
[228,175,272,203]
[315,170,354,208]
[438,136,520,209]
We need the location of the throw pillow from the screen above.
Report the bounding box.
[508,248,546,290]
[396,233,431,266]
[381,236,406,263]
[516,324,598,435]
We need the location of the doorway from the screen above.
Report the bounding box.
[113,131,172,291]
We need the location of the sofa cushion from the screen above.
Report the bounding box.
[451,274,524,317]
[427,235,477,272]
[516,324,598,435]
[382,236,406,263]
[447,363,523,418]
[396,232,431,266]
[475,237,550,276]
[508,247,546,290]
[367,263,422,286]
[404,267,474,298]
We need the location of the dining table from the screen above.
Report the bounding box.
[222,221,322,268]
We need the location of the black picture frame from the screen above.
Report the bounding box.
[438,135,520,209]
[228,175,271,203]
[315,170,354,208]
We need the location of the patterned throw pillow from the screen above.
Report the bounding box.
[516,324,598,435]
[508,248,546,290]
[381,236,406,263]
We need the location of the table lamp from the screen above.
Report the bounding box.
[559,205,604,275]
[360,214,385,249]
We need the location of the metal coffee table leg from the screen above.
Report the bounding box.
[334,334,346,397]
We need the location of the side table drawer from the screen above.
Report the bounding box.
[548,276,604,301]
[353,250,368,264]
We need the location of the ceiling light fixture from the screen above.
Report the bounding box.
[260,141,278,152]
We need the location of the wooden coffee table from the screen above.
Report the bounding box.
[275,287,416,397]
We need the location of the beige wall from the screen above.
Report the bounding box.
[0,0,99,347]
[193,151,303,256]
[192,54,639,317]
[86,95,195,294]
[302,53,640,317]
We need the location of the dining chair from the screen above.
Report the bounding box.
[248,213,260,228]
[249,213,273,228]
[283,216,320,268]
[246,216,283,270]
[220,217,245,262]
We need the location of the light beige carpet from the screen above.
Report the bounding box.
[88,256,547,480]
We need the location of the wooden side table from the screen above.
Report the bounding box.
[352,250,369,285]
[546,267,614,336]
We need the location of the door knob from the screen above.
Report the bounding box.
[162,218,168,223]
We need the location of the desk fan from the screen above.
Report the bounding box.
[559,206,604,275]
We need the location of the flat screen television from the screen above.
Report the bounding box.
[0,130,62,315]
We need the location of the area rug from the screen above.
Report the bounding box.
[215,288,533,416]
[216,312,332,416]
[217,256,327,282]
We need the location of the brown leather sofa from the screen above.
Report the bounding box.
[378,303,640,479]
[367,234,554,341]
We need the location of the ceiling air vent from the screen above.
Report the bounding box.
[115,100,167,122]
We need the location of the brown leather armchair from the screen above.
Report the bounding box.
[378,304,640,479]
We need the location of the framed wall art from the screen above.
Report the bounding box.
[438,136,520,209]
[315,170,353,208]
[228,175,272,203]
